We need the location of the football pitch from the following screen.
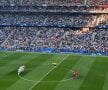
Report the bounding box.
[0,51,108,90]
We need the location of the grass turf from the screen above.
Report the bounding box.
[0,51,108,90]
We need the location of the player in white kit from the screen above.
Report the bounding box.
[18,65,25,75]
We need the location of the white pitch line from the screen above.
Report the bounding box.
[18,75,35,82]
[19,74,73,83]
[29,55,69,90]
[18,67,73,83]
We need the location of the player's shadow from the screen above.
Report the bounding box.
[67,74,83,80]
[20,69,29,76]
[77,75,83,79]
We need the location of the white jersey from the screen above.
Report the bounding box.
[18,65,25,75]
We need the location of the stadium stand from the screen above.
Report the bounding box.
[0,27,107,55]
[0,0,107,5]
[0,0,108,55]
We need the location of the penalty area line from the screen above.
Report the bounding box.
[18,67,73,83]
[18,73,73,83]
[18,75,35,82]
[29,55,69,90]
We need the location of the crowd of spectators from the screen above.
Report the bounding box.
[0,27,11,45]
[0,14,108,27]
[0,6,97,12]
[0,0,107,55]
[0,0,107,6]
[0,27,107,54]
[60,28,108,53]
[0,0,85,6]
[0,3,107,12]
[1,27,38,49]
[86,0,108,5]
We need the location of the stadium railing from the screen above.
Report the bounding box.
[0,47,108,56]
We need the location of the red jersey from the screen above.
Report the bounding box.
[73,70,78,78]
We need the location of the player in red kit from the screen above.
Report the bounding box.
[72,69,78,78]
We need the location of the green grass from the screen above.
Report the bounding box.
[0,51,108,90]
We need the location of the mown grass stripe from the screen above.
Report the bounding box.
[0,51,13,55]
[0,51,17,60]
[0,53,40,78]
[0,52,107,90]
[0,54,53,89]
[23,54,53,75]
[30,55,69,90]
[0,54,41,90]
[0,53,26,67]
[7,54,66,90]
[0,51,12,56]
[103,69,108,90]
[79,57,108,90]
[22,54,66,81]
[31,55,80,90]
[55,56,96,90]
